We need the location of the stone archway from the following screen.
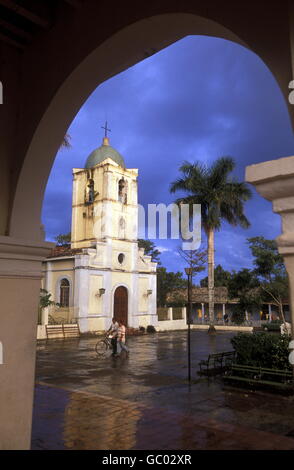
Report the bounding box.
[113,286,128,327]
[8,11,293,241]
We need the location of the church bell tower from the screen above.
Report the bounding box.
[71,128,139,265]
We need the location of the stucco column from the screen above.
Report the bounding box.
[268,304,272,322]
[149,272,158,327]
[74,253,90,333]
[41,307,49,325]
[246,156,294,337]
[0,236,52,449]
[201,303,205,323]
[182,307,187,324]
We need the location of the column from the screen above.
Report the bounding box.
[74,254,90,333]
[222,303,226,323]
[0,236,52,449]
[246,156,294,337]
[41,307,49,325]
[268,304,272,322]
[182,307,186,323]
[201,303,205,323]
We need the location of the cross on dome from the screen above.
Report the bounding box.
[101,121,111,138]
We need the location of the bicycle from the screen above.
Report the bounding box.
[95,333,113,357]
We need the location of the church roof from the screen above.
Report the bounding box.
[47,245,83,258]
[85,137,126,169]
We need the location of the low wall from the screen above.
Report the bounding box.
[157,318,187,331]
[191,325,253,332]
[157,307,187,331]
[156,307,253,332]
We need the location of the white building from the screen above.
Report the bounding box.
[42,134,157,332]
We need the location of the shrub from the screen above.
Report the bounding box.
[139,326,145,333]
[231,332,291,370]
[263,321,282,332]
[146,325,156,333]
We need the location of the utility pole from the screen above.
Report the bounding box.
[185,267,193,382]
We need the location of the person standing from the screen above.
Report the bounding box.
[108,317,119,356]
[117,320,129,356]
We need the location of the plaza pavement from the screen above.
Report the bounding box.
[32,330,294,450]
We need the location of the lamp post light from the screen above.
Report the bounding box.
[185,267,193,382]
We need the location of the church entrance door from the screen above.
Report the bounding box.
[113,286,128,326]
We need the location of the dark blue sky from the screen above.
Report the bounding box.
[42,35,294,284]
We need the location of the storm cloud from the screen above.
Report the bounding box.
[42,35,294,283]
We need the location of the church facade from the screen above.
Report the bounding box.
[42,135,157,332]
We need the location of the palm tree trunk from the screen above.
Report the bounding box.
[207,228,215,333]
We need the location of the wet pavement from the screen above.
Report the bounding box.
[32,330,294,450]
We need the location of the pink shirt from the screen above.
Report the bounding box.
[118,325,126,342]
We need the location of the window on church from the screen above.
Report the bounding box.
[118,179,127,204]
[60,279,70,307]
[118,253,125,264]
[86,179,95,204]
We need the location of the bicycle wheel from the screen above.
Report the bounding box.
[95,340,108,356]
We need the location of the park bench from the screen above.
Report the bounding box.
[45,323,80,339]
[224,364,294,393]
[63,324,80,338]
[198,351,236,375]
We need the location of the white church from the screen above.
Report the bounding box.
[41,131,157,333]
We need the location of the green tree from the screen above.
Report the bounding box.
[39,289,58,324]
[228,268,260,300]
[55,232,71,246]
[200,264,231,287]
[157,267,186,307]
[228,268,262,318]
[177,247,207,278]
[39,288,56,310]
[170,157,252,331]
[248,237,289,324]
[138,239,161,264]
[248,236,285,281]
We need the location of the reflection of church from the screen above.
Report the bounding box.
[42,131,157,332]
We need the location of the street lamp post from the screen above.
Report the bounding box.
[185,267,193,382]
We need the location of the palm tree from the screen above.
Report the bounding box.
[170,157,252,332]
